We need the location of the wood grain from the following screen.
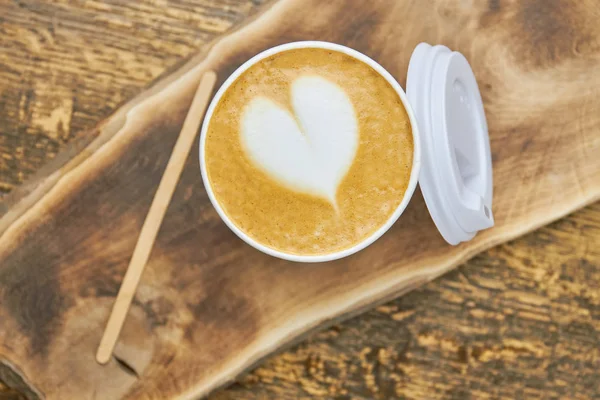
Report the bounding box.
[1,0,599,399]
[0,0,265,197]
[213,202,600,399]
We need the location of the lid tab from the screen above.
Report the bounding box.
[407,43,494,245]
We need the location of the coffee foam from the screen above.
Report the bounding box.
[205,48,413,256]
[241,75,358,206]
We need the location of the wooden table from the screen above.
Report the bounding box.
[1,1,598,399]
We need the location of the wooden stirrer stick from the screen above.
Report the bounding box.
[96,70,217,365]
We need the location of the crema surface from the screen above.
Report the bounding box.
[205,48,413,256]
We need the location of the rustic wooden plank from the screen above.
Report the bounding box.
[0,0,597,400]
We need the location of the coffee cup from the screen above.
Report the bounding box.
[199,41,493,262]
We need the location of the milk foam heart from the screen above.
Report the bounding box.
[241,75,358,206]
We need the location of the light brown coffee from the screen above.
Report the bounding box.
[205,47,413,256]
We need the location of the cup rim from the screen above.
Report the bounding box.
[199,41,422,262]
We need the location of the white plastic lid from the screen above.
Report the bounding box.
[406,43,494,245]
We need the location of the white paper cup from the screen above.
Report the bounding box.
[200,41,421,262]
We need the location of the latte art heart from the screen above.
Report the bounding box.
[241,76,358,206]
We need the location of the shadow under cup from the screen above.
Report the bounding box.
[199,41,422,263]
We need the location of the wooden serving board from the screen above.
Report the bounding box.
[1,0,600,398]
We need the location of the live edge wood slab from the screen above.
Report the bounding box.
[1,0,600,399]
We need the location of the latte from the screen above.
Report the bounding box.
[204,47,414,256]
